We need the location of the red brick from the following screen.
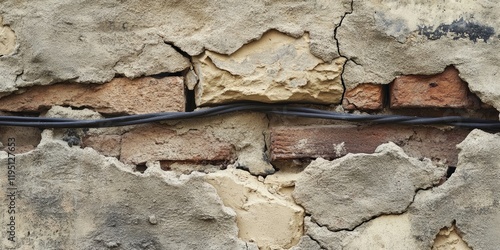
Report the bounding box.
[343,83,384,110]
[270,125,470,166]
[82,135,121,157]
[390,66,470,108]
[0,76,185,114]
[120,124,235,164]
[0,126,41,153]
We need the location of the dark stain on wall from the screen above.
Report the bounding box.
[418,18,495,43]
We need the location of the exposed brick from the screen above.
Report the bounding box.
[270,125,470,166]
[0,126,41,153]
[390,66,470,108]
[121,124,235,164]
[82,135,121,157]
[0,76,185,114]
[343,83,384,110]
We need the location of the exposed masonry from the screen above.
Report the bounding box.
[0,47,493,250]
[0,37,496,250]
[2,1,500,249]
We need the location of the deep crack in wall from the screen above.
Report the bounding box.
[1,0,500,249]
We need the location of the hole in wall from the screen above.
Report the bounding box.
[149,71,184,78]
[382,83,390,108]
[446,166,456,179]
[165,41,191,59]
[185,88,196,112]
[134,163,148,174]
[159,160,233,173]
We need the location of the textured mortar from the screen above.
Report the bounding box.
[0,130,250,249]
[293,142,445,231]
[0,16,16,56]
[338,0,500,110]
[193,30,345,105]
[0,0,351,94]
[206,169,304,249]
[293,130,500,250]
[408,129,500,249]
[1,0,500,248]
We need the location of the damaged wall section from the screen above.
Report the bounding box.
[1,0,500,249]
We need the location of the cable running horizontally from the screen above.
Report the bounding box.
[0,103,499,129]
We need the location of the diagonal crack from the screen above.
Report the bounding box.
[164,41,192,60]
[307,233,328,250]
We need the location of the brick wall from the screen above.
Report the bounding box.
[1,1,500,250]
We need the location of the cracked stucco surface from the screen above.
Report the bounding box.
[2,1,500,249]
[0,0,351,95]
[409,129,500,249]
[193,30,345,105]
[1,115,499,249]
[0,16,16,56]
[293,130,500,250]
[3,0,500,110]
[293,142,445,231]
[0,131,249,249]
[206,169,304,250]
[338,0,500,110]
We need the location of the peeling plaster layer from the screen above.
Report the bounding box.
[338,0,500,110]
[0,16,16,56]
[206,169,304,250]
[409,129,500,249]
[0,131,248,249]
[194,30,345,105]
[293,142,444,231]
[304,214,423,249]
[0,0,351,92]
[432,224,471,250]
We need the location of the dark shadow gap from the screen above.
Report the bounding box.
[185,88,196,112]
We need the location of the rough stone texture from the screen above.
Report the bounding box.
[0,0,351,93]
[289,235,322,250]
[44,105,105,120]
[302,216,346,249]
[303,214,471,250]
[0,130,247,249]
[121,124,236,165]
[263,166,302,202]
[42,106,137,155]
[0,16,16,56]
[343,83,384,110]
[206,169,304,249]
[0,76,185,114]
[121,113,273,175]
[304,214,423,249]
[2,1,500,248]
[293,142,445,231]
[390,66,472,108]
[0,126,41,153]
[432,225,471,250]
[409,129,500,249]
[113,43,189,79]
[82,135,122,157]
[338,0,500,110]
[271,125,470,166]
[194,30,345,106]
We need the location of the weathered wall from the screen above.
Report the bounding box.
[1,0,500,249]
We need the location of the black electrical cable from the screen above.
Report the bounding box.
[0,102,499,129]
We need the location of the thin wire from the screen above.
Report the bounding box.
[0,102,498,129]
